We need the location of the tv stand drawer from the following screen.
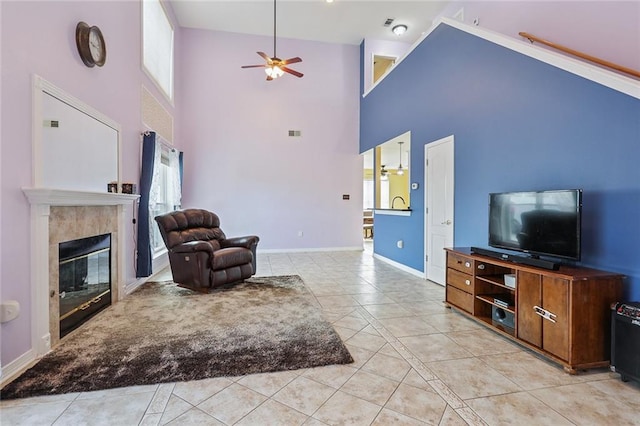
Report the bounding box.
[446,285,473,314]
[447,268,474,292]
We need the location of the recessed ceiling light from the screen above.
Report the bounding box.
[392,24,408,36]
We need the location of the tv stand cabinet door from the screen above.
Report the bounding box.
[541,276,569,361]
[517,271,542,348]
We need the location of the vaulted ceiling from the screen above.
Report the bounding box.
[169,0,451,45]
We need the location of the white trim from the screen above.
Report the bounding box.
[257,246,363,254]
[22,188,139,360]
[23,188,139,206]
[374,209,411,217]
[364,18,639,100]
[32,75,124,187]
[373,253,424,279]
[0,349,37,388]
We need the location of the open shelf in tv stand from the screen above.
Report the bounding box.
[444,247,624,374]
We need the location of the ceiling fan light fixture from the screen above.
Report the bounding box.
[392,24,408,36]
[265,65,284,78]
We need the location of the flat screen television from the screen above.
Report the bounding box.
[488,189,582,261]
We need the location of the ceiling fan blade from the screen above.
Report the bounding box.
[282,66,303,78]
[257,51,271,62]
[241,64,267,68]
[282,57,302,65]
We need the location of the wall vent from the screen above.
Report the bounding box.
[288,130,301,137]
[383,18,394,27]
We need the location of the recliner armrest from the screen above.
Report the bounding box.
[221,235,260,250]
[171,240,214,254]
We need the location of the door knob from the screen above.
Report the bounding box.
[441,220,452,225]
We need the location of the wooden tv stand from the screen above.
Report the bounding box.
[444,247,624,374]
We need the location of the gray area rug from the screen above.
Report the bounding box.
[1,275,353,400]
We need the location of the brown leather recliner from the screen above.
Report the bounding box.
[154,209,259,292]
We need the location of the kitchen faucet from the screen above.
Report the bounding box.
[391,196,406,209]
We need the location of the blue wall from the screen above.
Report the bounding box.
[361,24,640,299]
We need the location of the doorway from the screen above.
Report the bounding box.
[424,136,454,285]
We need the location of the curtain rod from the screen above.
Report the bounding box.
[519,32,640,79]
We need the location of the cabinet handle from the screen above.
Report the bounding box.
[464,262,471,268]
[465,279,471,286]
[533,305,557,323]
[477,264,485,270]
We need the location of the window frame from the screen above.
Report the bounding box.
[142,0,175,104]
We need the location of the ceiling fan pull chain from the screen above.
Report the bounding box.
[273,0,277,58]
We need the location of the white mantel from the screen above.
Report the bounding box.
[23,188,139,206]
[23,187,139,358]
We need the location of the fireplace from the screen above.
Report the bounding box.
[59,234,112,337]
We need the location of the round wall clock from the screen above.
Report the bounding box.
[75,21,106,67]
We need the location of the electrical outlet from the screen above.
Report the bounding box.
[297,231,304,237]
[0,300,20,323]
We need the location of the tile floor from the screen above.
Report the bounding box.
[2,246,639,425]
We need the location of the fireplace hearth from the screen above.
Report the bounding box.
[59,234,112,337]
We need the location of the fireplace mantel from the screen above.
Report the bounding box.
[23,187,139,358]
[23,188,139,206]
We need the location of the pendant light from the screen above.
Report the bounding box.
[396,141,405,175]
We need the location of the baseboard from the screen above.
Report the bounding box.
[258,246,363,254]
[1,349,38,388]
[373,253,425,279]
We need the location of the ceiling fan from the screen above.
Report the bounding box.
[241,0,303,81]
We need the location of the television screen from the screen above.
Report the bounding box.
[489,189,582,261]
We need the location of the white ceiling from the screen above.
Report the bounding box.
[169,0,451,46]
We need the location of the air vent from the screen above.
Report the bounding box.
[383,18,394,27]
[288,130,301,137]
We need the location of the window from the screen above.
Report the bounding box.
[150,145,181,255]
[143,0,174,100]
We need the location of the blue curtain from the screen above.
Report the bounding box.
[136,132,157,277]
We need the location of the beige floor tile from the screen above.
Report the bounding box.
[587,377,640,406]
[424,312,482,333]
[446,329,521,356]
[530,381,640,425]
[164,407,225,425]
[302,364,359,389]
[343,344,376,370]
[340,370,400,405]
[0,400,72,425]
[316,295,360,308]
[333,314,370,331]
[313,390,382,425]
[351,293,397,305]
[345,330,388,353]
[362,303,414,319]
[401,369,432,391]
[197,383,267,425]
[427,357,521,400]
[383,383,448,424]
[272,376,336,415]
[479,351,582,390]
[236,370,299,397]
[378,315,440,337]
[54,391,155,425]
[467,391,572,426]
[377,342,405,359]
[235,399,309,425]
[439,405,468,425]
[400,334,473,363]
[361,352,411,382]
[172,377,235,406]
[371,408,428,425]
[158,395,195,425]
[0,392,79,408]
[147,382,176,414]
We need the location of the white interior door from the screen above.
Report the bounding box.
[425,136,454,285]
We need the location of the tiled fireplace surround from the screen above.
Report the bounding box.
[23,188,138,356]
